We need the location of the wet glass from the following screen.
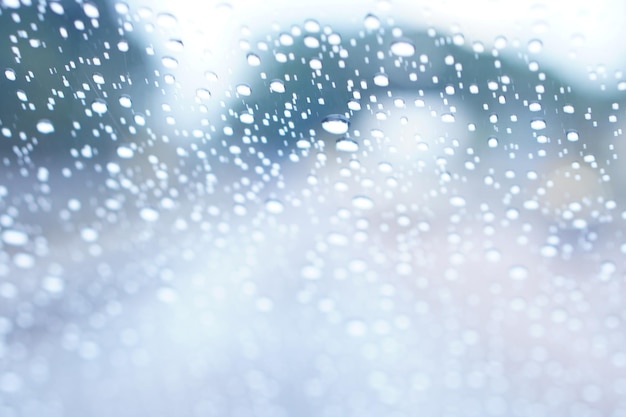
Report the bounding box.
[1,1,626,416]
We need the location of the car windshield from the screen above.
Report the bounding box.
[1,1,626,416]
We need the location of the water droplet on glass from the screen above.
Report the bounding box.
[4,68,16,81]
[156,13,178,28]
[449,196,466,207]
[80,227,99,242]
[487,137,498,148]
[348,100,361,111]
[563,104,575,113]
[49,1,64,14]
[390,40,416,57]
[527,39,543,53]
[566,130,579,142]
[265,198,284,214]
[117,41,129,52]
[161,56,178,69]
[240,112,254,124]
[540,245,558,258]
[36,119,54,134]
[279,33,294,46]
[509,265,528,280]
[117,146,134,159]
[336,138,359,152]
[309,58,322,70]
[441,113,455,123]
[530,119,546,130]
[196,88,211,100]
[83,2,99,18]
[247,53,261,66]
[119,95,132,108]
[92,73,105,84]
[301,265,321,280]
[452,33,465,46]
[322,114,350,134]
[236,83,252,96]
[139,207,159,222]
[352,195,374,210]
[165,39,184,52]
[91,99,108,115]
[270,79,285,93]
[364,14,381,30]
[373,73,389,87]
[304,36,320,48]
[2,230,28,246]
[346,320,367,337]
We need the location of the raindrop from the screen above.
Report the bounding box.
[265,199,284,214]
[336,138,359,152]
[563,104,575,114]
[301,265,321,280]
[452,33,465,46]
[540,245,558,258]
[80,227,99,242]
[1,230,28,246]
[352,195,374,210]
[364,14,381,30]
[117,146,134,159]
[49,1,64,14]
[348,100,361,111]
[327,233,348,246]
[304,36,320,48]
[42,276,64,294]
[304,19,321,33]
[530,119,546,130]
[236,84,252,96]
[346,320,367,337]
[161,56,178,69]
[165,39,184,52]
[441,113,455,123]
[527,39,543,53]
[92,73,105,84]
[196,88,211,100]
[494,36,508,49]
[36,119,55,134]
[322,114,350,134]
[4,68,16,81]
[91,99,108,115]
[487,137,498,148]
[156,13,178,28]
[247,53,261,66]
[566,130,579,142]
[14,253,35,269]
[509,265,528,280]
[309,59,322,70]
[119,95,132,108]
[390,40,416,57]
[240,112,254,124]
[117,41,129,52]
[449,196,466,207]
[83,2,100,18]
[279,33,294,46]
[269,79,285,93]
[139,207,159,222]
[373,73,389,87]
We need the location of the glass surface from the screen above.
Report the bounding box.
[1,1,626,416]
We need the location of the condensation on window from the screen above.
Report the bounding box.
[1,1,626,416]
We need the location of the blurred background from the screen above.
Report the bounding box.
[1,1,626,416]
